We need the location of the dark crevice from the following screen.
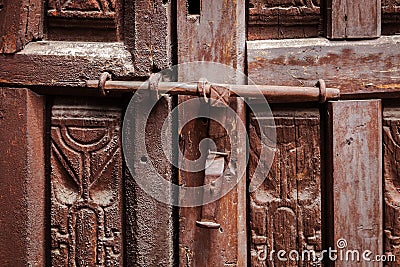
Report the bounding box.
[187,0,200,15]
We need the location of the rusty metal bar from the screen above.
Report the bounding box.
[85,79,340,103]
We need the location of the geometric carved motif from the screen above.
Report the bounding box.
[383,113,400,266]
[51,100,123,266]
[382,0,400,13]
[249,109,322,266]
[382,0,400,28]
[248,0,320,20]
[47,0,116,18]
[248,0,321,39]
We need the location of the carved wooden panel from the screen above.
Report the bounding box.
[50,99,123,266]
[248,0,322,40]
[384,108,400,266]
[47,0,116,19]
[382,0,400,34]
[249,109,321,266]
[45,0,119,41]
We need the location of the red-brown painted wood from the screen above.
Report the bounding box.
[327,100,382,267]
[248,0,322,40]
[326,0,381,39]
[50,98,124,266]
[0,0,43,53]
[249,108,322,267]
[177,0,247,265]
[0,88,45,266]
[383,107,400,266]
[247,37,400,96]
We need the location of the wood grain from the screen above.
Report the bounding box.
[383,107,400,266]
[125,97,175,266]
[0,0,43,53]
[0,88,45,265]
[0,41,135,88]
[327,100,382,267]
[124,0,171,77]
[249,108,322,267]
[177,0,247,265]
[248,37,400,96]
[326,0,381,39]
[248,0,322,40]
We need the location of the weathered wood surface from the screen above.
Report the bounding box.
[249,108,322,267]
[327,100,382,267]
[0,88,45,266]
[125,96,175,266]
[124,0,171,77]
[0,0,43,53]
[383,107,400,266]
[0,41,135,88]
[248,37,400,96]
[46,0,119,41]
[326,0,381,38]
[177,0,247,265]
[50,98,124,266]
[248,0,322,40]
[177,0,246,69]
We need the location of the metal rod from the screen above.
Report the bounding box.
[85,80,340,103]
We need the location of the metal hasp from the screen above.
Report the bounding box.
[196,83,231,229]
[86,76,340,103]
[195,150,226,229]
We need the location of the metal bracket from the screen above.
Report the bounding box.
[196,150,227,229]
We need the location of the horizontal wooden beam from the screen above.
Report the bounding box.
[248,36,400,97]
[0,41,135,88]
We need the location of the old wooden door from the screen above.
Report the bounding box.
[0,0,399,266]
[0,0,175,266]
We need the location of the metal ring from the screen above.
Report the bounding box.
[197,78,210,103]
[317,79,327,103]
[98,72,112,96]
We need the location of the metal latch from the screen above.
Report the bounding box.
[87,73,340,103]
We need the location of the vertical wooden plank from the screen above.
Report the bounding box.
[0,0,43,53]
[327,100,382,266]
[124,0,172,77]
[122,0,174,263]
[0,88,45,266]
[383,107,400,266]
[125,97,175,266]
[326,0,381,39]
[249,108,322,267]
[177,0,247,266]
